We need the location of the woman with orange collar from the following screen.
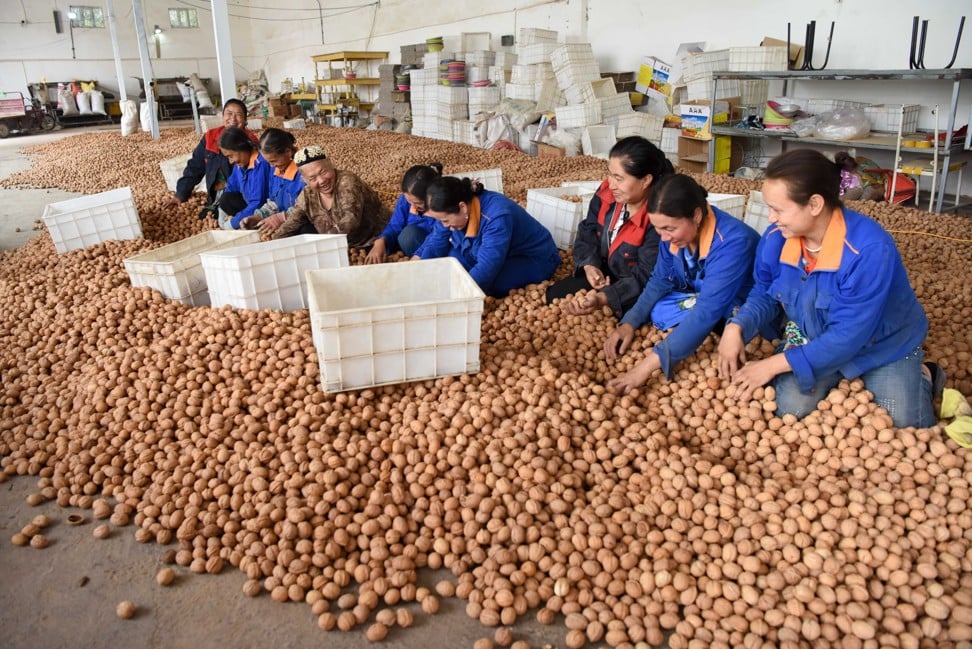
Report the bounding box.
[239,128,304,233]
[413,176,560,297]
[718,149,943,428]
[216,126,272,230]
[605,174,760,394]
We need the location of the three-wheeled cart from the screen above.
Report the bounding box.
[0,91,56,138]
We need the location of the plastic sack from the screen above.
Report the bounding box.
[177,81,192,103]
[89,89,106,115]
[814,108,870,141]
[187,73,214,109]
[76,91,92,115]
[58,87,78,116]
[139,101,157,132]
[490,97,541,132]
[120,100,138,136]
[790,116,819,138]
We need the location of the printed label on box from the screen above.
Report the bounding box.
[680,104,711,139]
[635,56,672,105]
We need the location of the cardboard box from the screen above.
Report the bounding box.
[679,98,733,140]
[761,37,803,69]
[677,135,740,174]
[536,142,566,158]
[635,56,672,104]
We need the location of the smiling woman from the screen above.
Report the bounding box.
[717,148,945,428]
[269,145,389,246]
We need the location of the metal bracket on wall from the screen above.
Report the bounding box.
[909,15,965,69]
[788,21,835,71]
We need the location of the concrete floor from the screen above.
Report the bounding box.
[0,122,568,649]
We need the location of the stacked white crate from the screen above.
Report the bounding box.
[552,43,601,94]
[536,77,566,113]
[488,52,515,98]
[508,63,554,102]
[436,85,468,143]
[660,127,680,166]
[409,66,444,139]
[599,94,633,127]
[452,119,479,146]
[727,46,788,105]
[551,43,602,131]
[615,112,665,144]
[680,49,735,108]
[468,86,502,119]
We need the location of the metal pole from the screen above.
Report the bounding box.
[131,0,159,139]
[105,0,127,102]
[211,0,238,105]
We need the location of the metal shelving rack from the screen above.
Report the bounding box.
[312,51,388,121]
[707,68,972,213]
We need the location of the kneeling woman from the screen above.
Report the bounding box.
[270,146,388,246]
[605,174,760,394]
[718,149,943,428]
[413,177,561,297]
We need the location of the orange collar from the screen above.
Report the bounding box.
[245,149,259,170]
[464,196,482,237]
[669,206,718,259]
[274,160,299,180]
[779,207,852,271]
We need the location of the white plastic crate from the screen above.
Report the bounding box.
[708,193,746,220]
[408,68,439,86]
[564,78,616,106]
[615,112,665,143]
[468,86,501,107]
[686,78,740,102]
[160,155,205,194]
[550,43,595,70]
[42,187,143,255]
[744,190,772,235]
[452,119,479,146]
[432,117,455,140]
[446,168,503,193]
[436,86,468,103]
[308,257,486,393]
[510,63,554,85]
[681,50,730,82]
[517,43,558,66]
[123,230,259,305]
[423,51,454,68]
[581,125,616,159]
[487,66,512,84]
[863,104,921,133]
[436,102,468,120]
[599,94,633,122]
[536,78,565,113]
[200,115,221,132]
[283,118,306,130]
[466,66,490,85]
[555,102,602,129]
[561,180,602,191]
[554,60,602,91]
[464,50,495,66]
[807,98,869,115]
[740,80,771,106]
[504,82,537,102]
[660,127,680,154]
[494,51,517,68]
[527,186,595,250]
[518,27,559,45]
[728,46,788,72]
[410,84,431,101]
[200,234,348,311]
[247,118,263,130]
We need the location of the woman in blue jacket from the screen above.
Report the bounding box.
[240,128,305,233]
[413,176,561,297]
[364,162,441,263]
[718,149,944,428]
[216,126,272,230]
[605,174,760,394]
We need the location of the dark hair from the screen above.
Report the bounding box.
[765,149,842,209]
[401,162,444,196]
[259,128,296,155]
[218,126,256,153]
[834,151,859,173]
[222,98,247,116]
[426,176,485,213]
[647,173,708,219]
[609,136,675,180]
